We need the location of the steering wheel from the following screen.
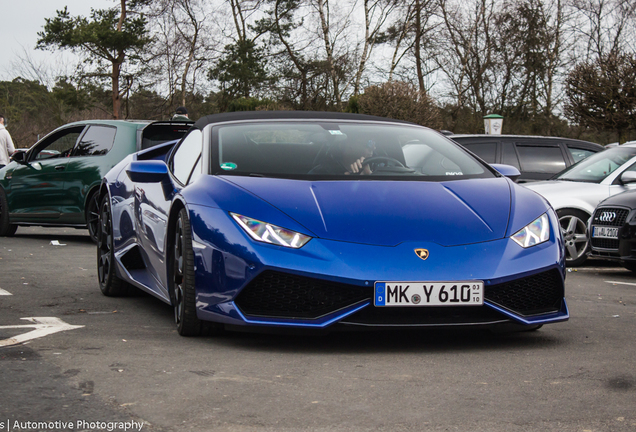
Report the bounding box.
[360,156,406,173]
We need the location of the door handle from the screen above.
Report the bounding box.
[55,166,66,171]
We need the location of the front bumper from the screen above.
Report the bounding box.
[203,266,568,329]
[190,206,568,329]
[589,207,636,264]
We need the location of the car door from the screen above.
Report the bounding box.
[514,140,568,181]
[136,129,203,292]
[63,125,118,224]
[6,125,86,222]
[608,160,636,196]
[455,139,499,164]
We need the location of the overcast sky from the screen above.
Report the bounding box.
[0,0,114,80]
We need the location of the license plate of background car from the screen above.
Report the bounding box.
[374,282,484,306]
[593,226,619,239]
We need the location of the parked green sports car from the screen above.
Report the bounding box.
[0,120,192,242]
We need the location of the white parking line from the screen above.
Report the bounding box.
[0,288,12,296]
[605,280,636,287]
[0,317,84,347]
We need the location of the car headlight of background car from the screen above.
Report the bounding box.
[231,213,312,248]
[511,213,550,248]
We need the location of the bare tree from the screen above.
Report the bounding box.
[570,0,636,60]
[314,0,344,105]
[437,0,498,114]
[537,0,574,133]
[384,3,416,82]
[227,0,266,42]
[351,0,399,95]
[145,0,219,112]
[261,0,317,108]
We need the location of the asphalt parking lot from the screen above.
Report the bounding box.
[1,227,636,432]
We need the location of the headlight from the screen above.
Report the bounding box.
[231,213,312,248]
[511,213,550,248]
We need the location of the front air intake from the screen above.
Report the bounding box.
[235,271,370,319]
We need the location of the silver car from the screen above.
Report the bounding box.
[525,144,636,266]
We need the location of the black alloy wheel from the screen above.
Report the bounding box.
[86,191,100,244]
[172,208,203,336]
[0,188,17,237]
[97,194,128,296]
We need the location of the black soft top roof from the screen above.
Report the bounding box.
[193,111,416,130]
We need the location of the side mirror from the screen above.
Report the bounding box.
[620,171,636,185]
[491,164,521,183]
[10,150,27,165]
[127,161,169,183]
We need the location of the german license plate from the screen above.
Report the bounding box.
[374,281,484,306]
[592,226,619,239]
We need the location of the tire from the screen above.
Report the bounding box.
[0,188,17,237]
[171,208,203,336]
[557,209,590,267]
[86,190,100,244]
[97,194,129,296]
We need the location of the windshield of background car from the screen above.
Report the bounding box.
[556,147,636,183]
[212,121,493,180]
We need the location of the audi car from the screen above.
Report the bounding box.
[97,111,568,336]
[588,190,636,271]
[525,143,636,266]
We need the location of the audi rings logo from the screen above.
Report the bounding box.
[599,211,617,223]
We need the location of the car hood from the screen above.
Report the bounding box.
[219,177,513,247]
[523,179,610,210]
[524,180,592,196]
[597,189,636,208]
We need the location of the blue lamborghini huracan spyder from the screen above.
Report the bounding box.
[97,111,568,336]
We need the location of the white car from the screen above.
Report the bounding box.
[525,144,636,266]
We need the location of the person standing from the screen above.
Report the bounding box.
[172,106,189,121]
[0,114,15,169]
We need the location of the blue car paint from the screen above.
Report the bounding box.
[214,176,512,246]
[102,135,568,331]
[187,198,565,327]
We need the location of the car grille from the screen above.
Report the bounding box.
[235,268,565,321]
[234,271,370,319]
[591,238,620,250]
[591,207,629,227]
[484,269,564,316]
[590,207,629,250]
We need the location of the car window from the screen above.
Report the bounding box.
[567,147,595,163]
[72,125,117,157]
[172,129,202,184]
[142,123,192,150]
[460,142,497,163]
[32,126,85,160]
[557,147,636,183]
[188,156,202,185]
[214,122,492,180]
[501,142,521,170]
[516,145,566,173]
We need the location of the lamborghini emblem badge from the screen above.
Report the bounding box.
[415,249,429,260]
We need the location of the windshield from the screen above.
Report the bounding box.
[212,121,493,180]
[556,147,636,183]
